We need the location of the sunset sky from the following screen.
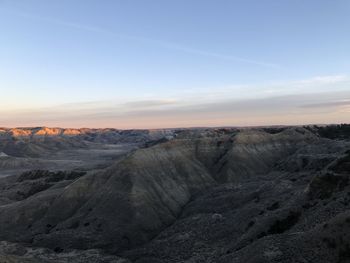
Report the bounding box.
[0,0,349,128]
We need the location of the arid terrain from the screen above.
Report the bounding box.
[0,125,349,262]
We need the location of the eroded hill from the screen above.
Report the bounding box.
[0,126,349,262]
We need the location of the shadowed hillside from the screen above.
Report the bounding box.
[305,124,350,140]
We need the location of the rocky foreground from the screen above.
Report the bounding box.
[0,125,349,262]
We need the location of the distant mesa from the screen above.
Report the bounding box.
[0,127,88,137]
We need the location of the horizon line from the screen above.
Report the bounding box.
[1,122,348,132]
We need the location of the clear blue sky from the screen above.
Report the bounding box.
[0,0,349,128]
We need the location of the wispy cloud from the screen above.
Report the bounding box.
[301,100,350,108]
[247,74,350,97]
[294,75,349,87]
[1,8,279,68]
[123,99,178,109]
[1,88,349,129]
[0,72,349,128]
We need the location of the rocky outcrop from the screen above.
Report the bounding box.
[0,241,129,263]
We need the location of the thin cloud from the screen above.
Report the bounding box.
[1,90,350,128]
[2,8,279,68]
[295,75,348,85]
[301,100,350,108]
[123,99,178,109]
[1,75,349,128]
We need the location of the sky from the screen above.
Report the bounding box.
[0,0,349,129]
